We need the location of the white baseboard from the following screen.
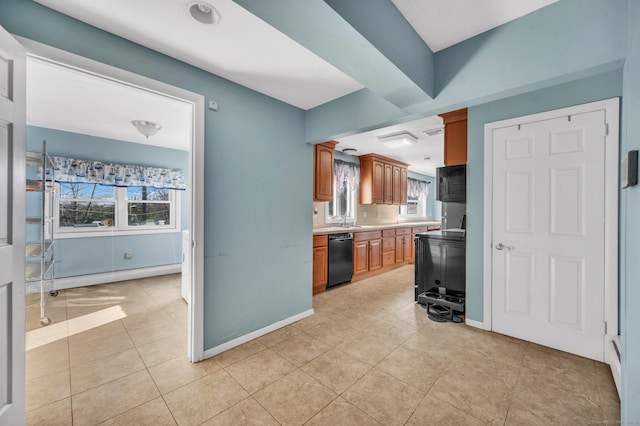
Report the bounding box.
[203,309,315,359]
[27,264,181,293]
[608,335,622,398]
[465,318,489,330]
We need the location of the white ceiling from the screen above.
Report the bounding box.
[335,115,445,177]
[27,57,193,151]
[392,0,559,53]
[27,0,558,165]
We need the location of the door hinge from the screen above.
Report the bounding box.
[605,123,609,137]
[604,321,608,334]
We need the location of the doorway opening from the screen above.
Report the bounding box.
[20,37,205,362]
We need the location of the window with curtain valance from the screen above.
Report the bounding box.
[50,156,185,190]
[327,159,360,223]
[407,177,429,199]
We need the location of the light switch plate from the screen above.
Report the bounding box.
[621,150,638,188]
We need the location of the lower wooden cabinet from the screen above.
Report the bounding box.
[312,235,328,295]
[353,231,382,277]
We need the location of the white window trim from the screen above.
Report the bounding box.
[398,196,428,220]
[54,183,181,239]
[325,179,357,224]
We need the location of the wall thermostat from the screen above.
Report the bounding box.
[621,150,638,188]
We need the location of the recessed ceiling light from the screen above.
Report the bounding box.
[186,1,221,25]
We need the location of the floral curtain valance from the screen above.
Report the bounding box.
[334,159,360,191]
[407,177,429,199]
[49,157,186,190]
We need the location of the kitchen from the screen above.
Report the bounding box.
[312,109,468,323]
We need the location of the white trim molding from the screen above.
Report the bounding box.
[465,318,489,330]
[483,98,620,363]
[204,309,315,359]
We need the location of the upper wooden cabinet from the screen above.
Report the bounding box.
[439,108,468,166]
[313,141,338,201]
[359,153,409,205]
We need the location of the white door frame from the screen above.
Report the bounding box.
[482,98,619,362]
[17,37,206,361]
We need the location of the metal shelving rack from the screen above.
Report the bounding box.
[26,140,57,326]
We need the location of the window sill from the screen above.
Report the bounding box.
[55,227,181,239]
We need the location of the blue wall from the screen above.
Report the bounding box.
[407,171,438,220]
[620,0,640,416]
[26,126,188,278]
[0,0,309,350]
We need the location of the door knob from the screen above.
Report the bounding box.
[495,243,513,251]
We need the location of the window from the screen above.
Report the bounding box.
[126,187,171,227]
[399,195,428,219]
[326,179,356,223]
[56,183,179,237]
[58,183,115,228]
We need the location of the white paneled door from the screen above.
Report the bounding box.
[491,109,607,361]
[0,26,26,425]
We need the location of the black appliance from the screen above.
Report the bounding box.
[437,164,466,202]
[414,231,466,318]
[327,233,353,288]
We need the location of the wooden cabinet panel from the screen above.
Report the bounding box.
[395,235,404,263]
[396,227,411,236]
[372,161,385,204]
[369,239,382,271]
[392,165,402,204]
[353,241,369,275]
[403,235,412,261]
[313,141,338,201]
[439,109,468,166]
[312,234,328,295]
[382,229,396,238]
[382,237,395,252]
[383,163,393,204]
[359,154,409,205]
[312,246,328,295]
[382,251,396,267]
[400,168,408,205]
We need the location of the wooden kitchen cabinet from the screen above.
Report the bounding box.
[313,141,338,201]
[400,168,408,205]
[439,108,468,166]
[353,231,382,276]
[312,235,328,295]
[382,229,396,267]
[395,228,411,263]
[359,154,409,205]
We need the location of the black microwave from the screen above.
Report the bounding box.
[437,165,466,202]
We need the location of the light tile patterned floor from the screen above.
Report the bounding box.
[25,267,620,425]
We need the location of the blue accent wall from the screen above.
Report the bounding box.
[0,0,309,350]
[620,0,640,416]
[26,126,188,278]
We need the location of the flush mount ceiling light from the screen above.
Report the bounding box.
[131,120,162,138]
[186,1,221,25]
[423,127,444,136]
[376,131,419,149]
[342,148,358,155]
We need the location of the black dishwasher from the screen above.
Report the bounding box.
[327,233,353,288]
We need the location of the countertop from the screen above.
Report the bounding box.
[312,221,441,235]
[415,229,466,241]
